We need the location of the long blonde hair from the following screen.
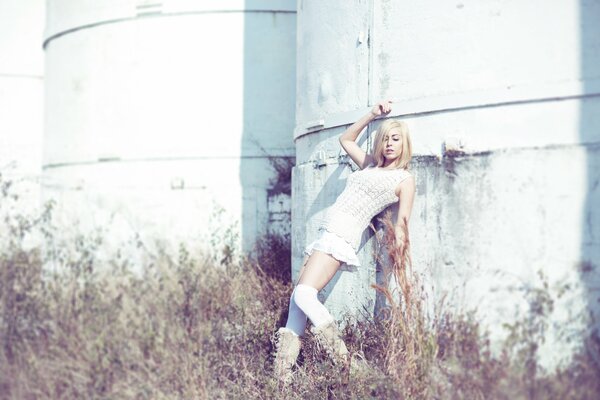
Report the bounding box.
[371,119,412,170]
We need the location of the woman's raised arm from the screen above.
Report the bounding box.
[339,100,393,169]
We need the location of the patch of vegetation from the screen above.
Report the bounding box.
[1,173,599,399]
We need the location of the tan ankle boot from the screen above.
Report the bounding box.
[310,319,350,366]
[348,351,371,377]
[272,327,301,384]
[311,320,371,377]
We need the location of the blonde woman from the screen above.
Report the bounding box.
[272,100,416,383]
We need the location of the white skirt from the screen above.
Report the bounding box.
[303,228,362,271]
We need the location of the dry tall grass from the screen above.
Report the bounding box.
[370,211,437,398]
[1,174,600,399]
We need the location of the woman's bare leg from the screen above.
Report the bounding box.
[297,250,341,291]
[293,254,310,286]
[282,250,342,333]
[289,250,341,327]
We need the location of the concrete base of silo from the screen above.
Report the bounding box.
[293,141,600,371]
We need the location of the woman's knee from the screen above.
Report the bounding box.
[292,283,319,310]
[297,252,341,290]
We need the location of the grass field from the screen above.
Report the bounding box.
[1,175,599,399]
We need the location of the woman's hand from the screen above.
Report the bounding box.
[394,229,406,252]
[394,216,409,257]
[370,99,393,117]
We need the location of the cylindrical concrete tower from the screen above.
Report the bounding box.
[0,0,45,209]
[294,0,600,368]
[42,0,296,261]
[293,0,381,324]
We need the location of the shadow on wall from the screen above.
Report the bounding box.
[580,1,600,345]
[241,4,296,257]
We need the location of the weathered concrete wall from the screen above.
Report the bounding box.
[0,0,45,211]
[42,0,296,259]
[293,0,600,368]
[408,141,600,368]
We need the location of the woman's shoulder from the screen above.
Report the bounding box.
[393,168,415,196]
[400,168,414,179]
[393,168,414,183]
[389,166,412,175]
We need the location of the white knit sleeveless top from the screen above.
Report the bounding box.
[319,164,412,252]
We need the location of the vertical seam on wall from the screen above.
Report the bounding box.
[367,0,376,152]
[367,0,375,108]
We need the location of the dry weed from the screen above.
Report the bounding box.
[1,173,600,399]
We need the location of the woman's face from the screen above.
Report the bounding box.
[382,128,403,162]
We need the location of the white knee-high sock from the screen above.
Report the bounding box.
[284,286,308,337]
[292,284,334,328]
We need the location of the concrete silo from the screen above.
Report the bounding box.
[42,0,296,261]
[0,0,45,210]
[293,0,600,367]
